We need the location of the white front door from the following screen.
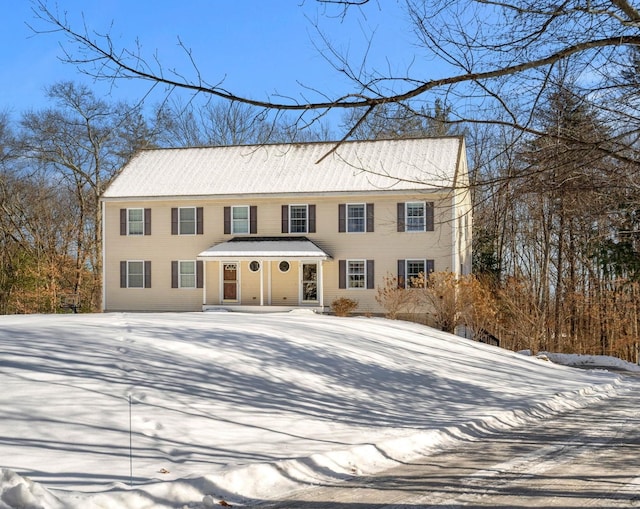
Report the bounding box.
[301,263,318,303]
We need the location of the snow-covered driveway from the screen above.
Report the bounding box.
[258,377,640,507]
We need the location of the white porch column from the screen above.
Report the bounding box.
[202,261,207,306]
[318,260,324,309]
[267,261,272,305]
[259,259,264,306]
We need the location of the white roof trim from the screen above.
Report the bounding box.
[197,238,332,261]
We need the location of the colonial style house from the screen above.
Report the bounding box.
[100,136,472,313]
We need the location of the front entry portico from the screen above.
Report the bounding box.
[197,237,332,311]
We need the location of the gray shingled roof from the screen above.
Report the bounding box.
[102,137,465,199]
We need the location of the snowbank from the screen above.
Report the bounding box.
[0,312,625,508]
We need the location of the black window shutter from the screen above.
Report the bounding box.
[196,260,204,288]
[224,207,231,235]
[339,260,346,289]
[171,261,178,288]
[250,206,258,234]
[366,260,375,289]
[426,202,434,231]
[397,203,405,232]
[338,204,346,233]
[397,259,405,288]
[171,208,178,235]
[144,261,152,288]
[366,203,374,232]
[196,207,204,235]
[281,205,289,233]
[120,261,127,288]
[308,205,316,233]
[120,209,127,235]
[426,259,435,274]
[144,208,151,235]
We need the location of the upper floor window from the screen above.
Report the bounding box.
[120,208,151,236]
[127,209,144,235]
[339,203,374,233]
[232,206,249,234]
[282,204,316,234]
[224,205,257,235]
[348,204,365,232]
[179,207,196,235]
[406,202,426,231]
[397,202,434,232]
[290,205,308,233]
[171,207,203,235]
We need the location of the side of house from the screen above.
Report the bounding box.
[101,137,472,313]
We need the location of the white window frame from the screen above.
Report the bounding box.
[347,259,367,289]
[406,259,426,288]
[406,202,426,232]
[127,260,145,289]
[347,203,366,233]
[127,208,144,236]
[289,204,308,234]
[179,207,197,235]
[178,260,196,289]
[231,205,250,235]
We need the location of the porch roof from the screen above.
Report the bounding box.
[197,237,332,261]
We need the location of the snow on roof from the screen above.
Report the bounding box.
[198,237,331,260]
[102,137,465,199]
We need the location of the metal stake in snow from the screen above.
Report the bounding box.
[129,393,133,487]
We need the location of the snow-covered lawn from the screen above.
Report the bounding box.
[0,311,631,508]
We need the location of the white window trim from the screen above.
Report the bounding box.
[178,260,197,289]
[127,208,144,236]
[405,259,427,288]
[127,260,145,289]
[178,206,197,235]
[347,259,367,290]
[231,205,250,235]
[405,201,426,232]
[289,204,308,234]
[346,203,366,234]
[278,260,290,273]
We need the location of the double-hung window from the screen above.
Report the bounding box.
[347,260,366,288]
[179,261,196,288]
[398,259,434,288]
[172,207,203,235]
[232,206,249,234]
[120,260,151,289]
[179,207,196,235]
[406,202,426,232]
[282,204,316,234]
[339,259,375,289]
[407,260,426,288]
[127,261,144,288]
[397,202,434,232]
[171,260,203,289]
[290,205,308,233]
[127,209,144,235]
[120,208,151,235]
[347,204,365,233]
[339,203,374,233]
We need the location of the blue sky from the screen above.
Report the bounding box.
[1,1,425,121]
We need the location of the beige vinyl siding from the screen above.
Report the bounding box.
[103,191,458,313]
